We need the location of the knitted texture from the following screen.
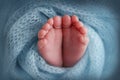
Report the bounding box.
[3,0,119,80]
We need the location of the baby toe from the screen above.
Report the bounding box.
[38,39,47,49]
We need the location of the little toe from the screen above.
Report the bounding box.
[62,15,71,28]
[53,16,62,28]
[71,15,79,24]
[38,39,47,49]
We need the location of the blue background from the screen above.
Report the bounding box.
[0,0,120,79]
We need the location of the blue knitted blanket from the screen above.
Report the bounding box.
[3,0,119,80]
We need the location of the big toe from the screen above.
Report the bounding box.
[62,15,71,28]
[53,16,62,28]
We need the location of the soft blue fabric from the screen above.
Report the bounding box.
[1,0,120,80]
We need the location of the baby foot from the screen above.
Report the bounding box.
[62,15,89,67]
[37,16,63,67]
